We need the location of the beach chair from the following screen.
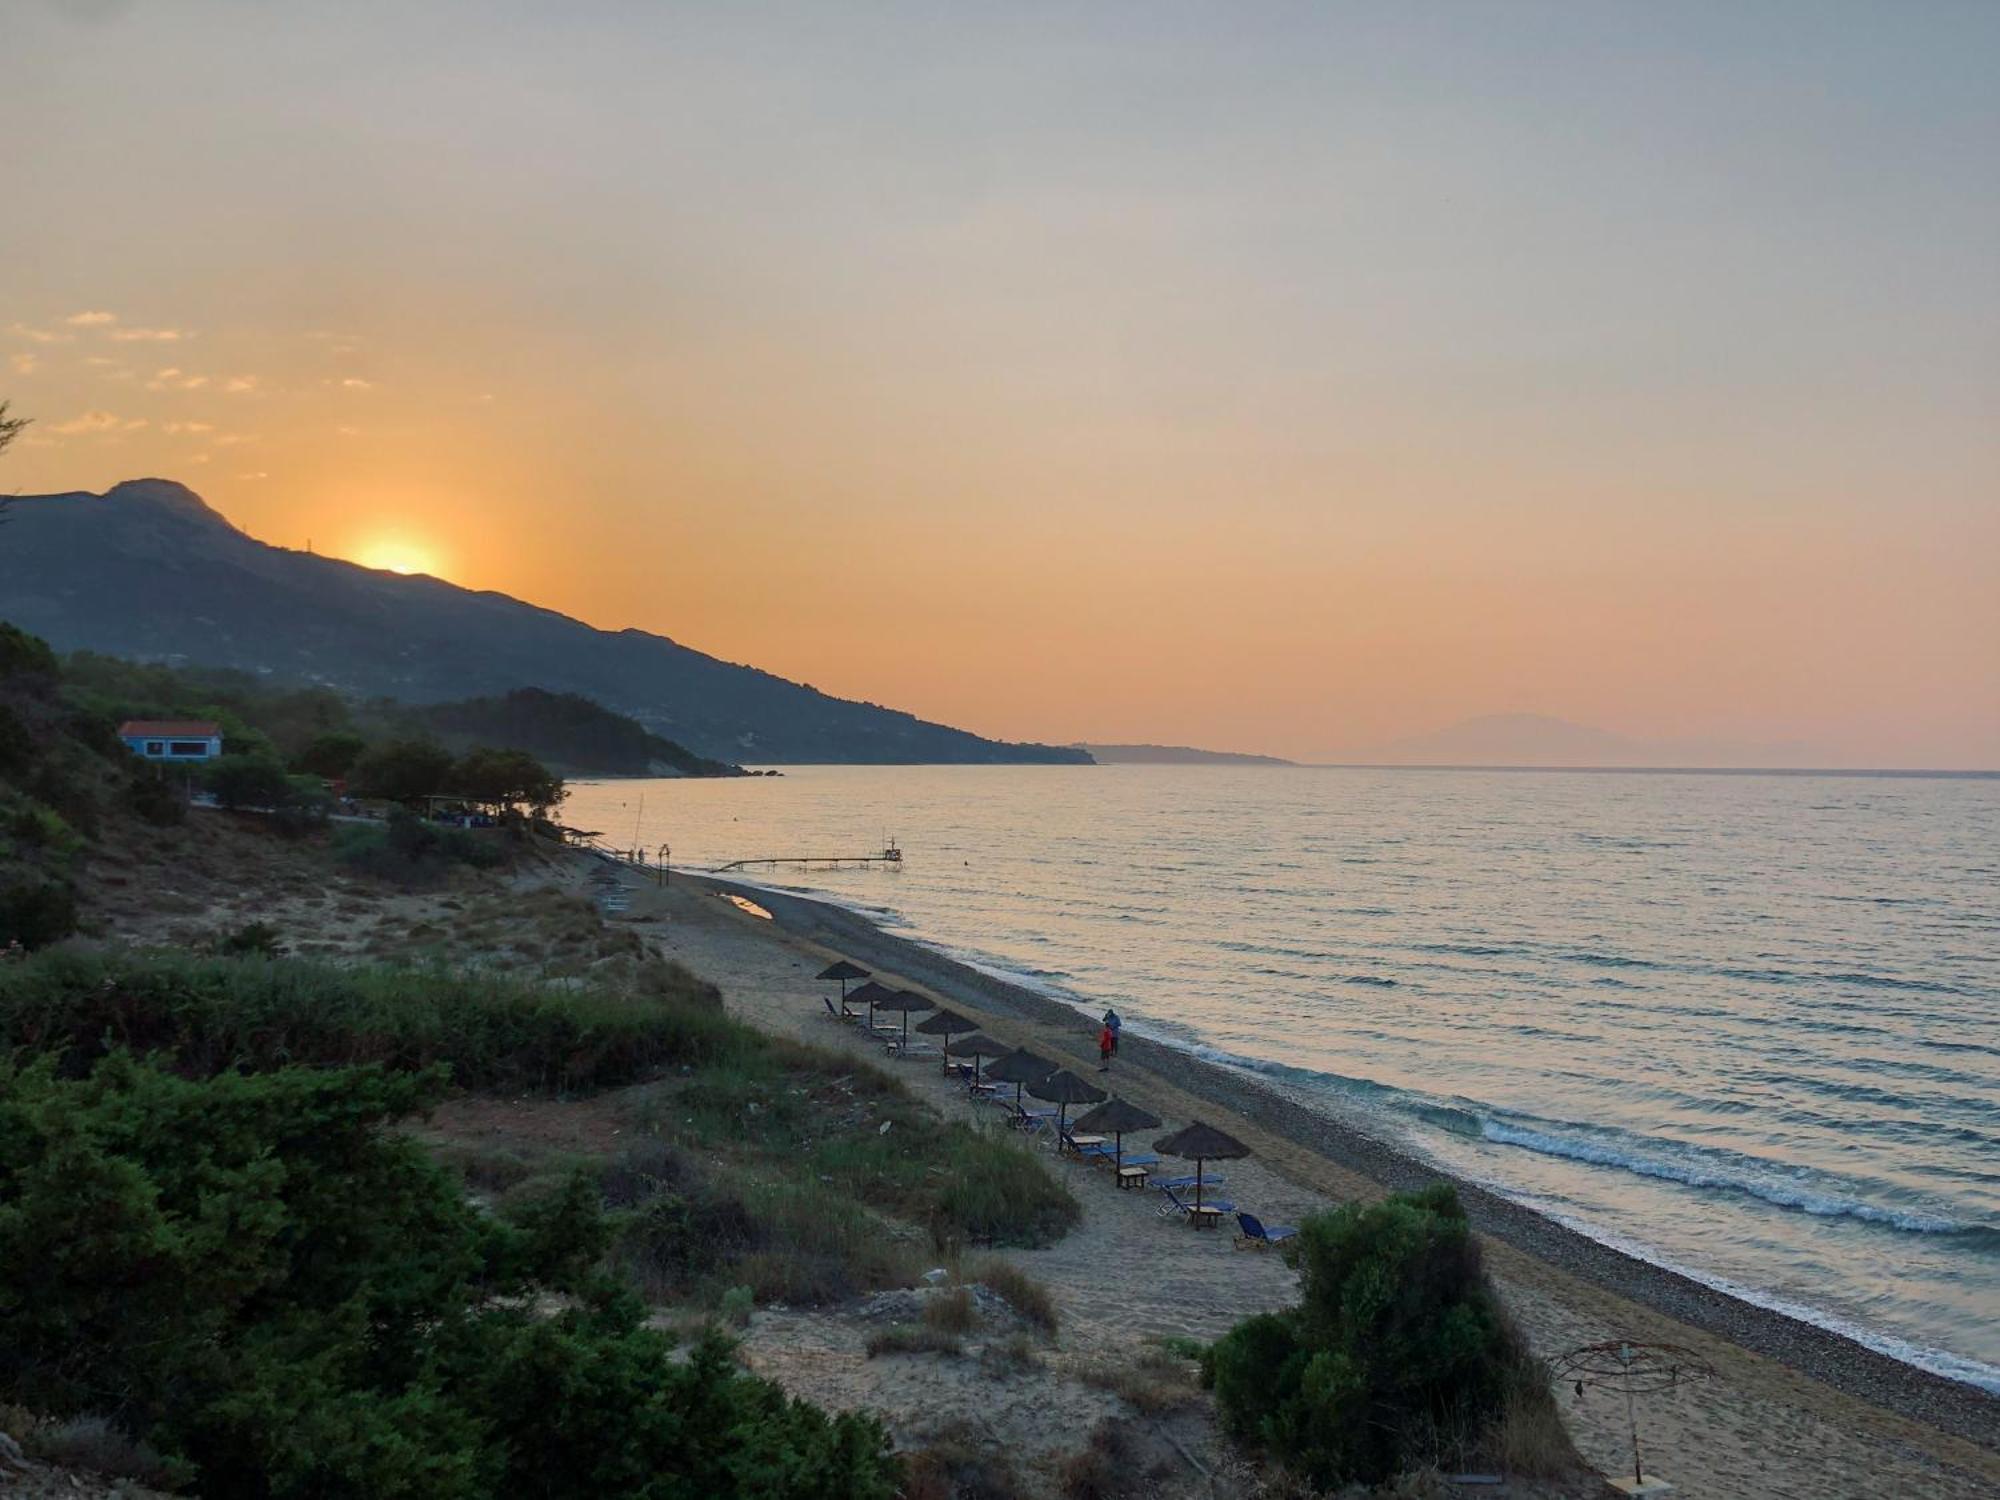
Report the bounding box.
[1151,1174,1225,1195]
[886,1039,939,1060]
[822,996,859,1023]
[1156,1185,1235,1222]
[1233,1213,1298,1251]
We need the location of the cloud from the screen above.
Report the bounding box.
[146,367,210,391]
[235,471,269,480]
[223,375,259,394]
[109,327,187,342]
[10,324,72,345]
[336,425,362,436]
[189,453,212,464]
[163,421,215,435]
[66,310,117,327]
[51,409,126,434]
[8,352,36,375]
[214,432,258,446]
[51,410,148,436]
[338,377,374,390]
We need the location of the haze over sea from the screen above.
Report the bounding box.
[568,765,2000,1391]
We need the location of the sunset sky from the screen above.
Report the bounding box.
[5,2,1996,766]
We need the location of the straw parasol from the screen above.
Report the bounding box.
[1026,1069,1107,1140]
[1071,1096,1162,1170]
[983,1048,1057,1110]
[845,979,898,1026]
[916,1010,981,1073]
[874,988,937,1051]
[816,960,869,1000]
[944,1031,1008,1083]
[1153,1120,1249,1210]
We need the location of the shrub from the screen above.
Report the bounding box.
[864,1325,963,1359]
[966,1258,1058,1335]
[0,948,748,1091]
[204,752,293,810]
[212,920,283,957]
[123,766,187,825]
[0,622,58,681]
[922,1287,979,1335]
[1204,1185,1517,1488]
[0,1053,900,1499]
[0,879,77,950]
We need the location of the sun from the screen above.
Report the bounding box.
[354,538,442,577]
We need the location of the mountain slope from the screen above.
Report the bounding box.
[0,480,1091,765]
[1078,743,1294,766]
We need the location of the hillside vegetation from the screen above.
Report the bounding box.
[0,947,1078,1496]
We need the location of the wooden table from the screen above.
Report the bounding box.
[1188,1205,1226,1230]
[1065,1134,1107,1157]
[1116,1165,1150,1190]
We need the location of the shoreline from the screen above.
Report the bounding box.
[691,869,2000,1457]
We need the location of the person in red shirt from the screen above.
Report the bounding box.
[1098,1022,1115,1072]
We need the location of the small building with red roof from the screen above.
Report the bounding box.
[119,720,224,762]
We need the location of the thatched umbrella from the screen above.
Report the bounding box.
[916,1010,981,1073]
[1153,1120,1249,1210]
[816,959,870,1001]
[1026,1069,1106,1142]
[1071,1096,1161,1170]
[984,1048,1057,1111]
[846,979,898,1026]
[875,988,936,1051]
[944,1031,1008,1084]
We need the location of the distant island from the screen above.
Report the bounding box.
[0,480,1092,767]
[1078,743,1295,767]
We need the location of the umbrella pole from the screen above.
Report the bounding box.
[1115,1130,1124,1170]
[1195,1159,1204,1210]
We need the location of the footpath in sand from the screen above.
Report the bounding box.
[576,858,2000,1500]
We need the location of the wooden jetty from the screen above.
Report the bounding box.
[712,839,902,873]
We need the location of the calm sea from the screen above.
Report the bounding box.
[566,765,2000,1390]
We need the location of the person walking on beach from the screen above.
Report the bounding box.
[1102,1008,1121,1059]
[1098,1021,1116,1072]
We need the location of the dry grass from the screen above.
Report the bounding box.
[899,1421,1028,1500]
[979,1334,1045,1379]
[1058,1418,1144,1500]
[1080,1345,1206,1417]
[1483,1358,1583,1480]
[965,1256,1059,1335]
[864,1324,964,1359]
[922,1286,980,1334]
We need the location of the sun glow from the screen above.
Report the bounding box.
[354,538,442,577]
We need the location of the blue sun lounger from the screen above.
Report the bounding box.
[1233,1212,1298,1249]
[1157,1185,1235,1220]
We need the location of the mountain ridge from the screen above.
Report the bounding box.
[0,480,1092,766]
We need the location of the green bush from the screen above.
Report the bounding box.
[335,808,504,886]
[0,1053,899,1498]
[0,879,77,950]
[0,948,746,1091]
[0,622,58,680]
[1205,1185,1516,1488]
[124,766,188,825]
[204,753,294,810]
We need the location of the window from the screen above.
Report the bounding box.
[146,740,165,755]
[169,740,209,756]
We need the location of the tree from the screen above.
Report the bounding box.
[204,753,294,811]
[350,738,456,804]
[294,731,368,779]
[1205,1185,1517,1488]
[0,400,26,460]
[452,746,564,816]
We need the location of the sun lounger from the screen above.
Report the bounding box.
[1151,1174,1225,1194]
[1234,1212,1298,1250]
[885,1039,939,1059]
[821,996,860,1022]
[1156,1185,1235,1221]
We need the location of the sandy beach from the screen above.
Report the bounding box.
[558,855,2000,1500]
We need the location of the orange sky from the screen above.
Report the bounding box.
[4,3,1996,766]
